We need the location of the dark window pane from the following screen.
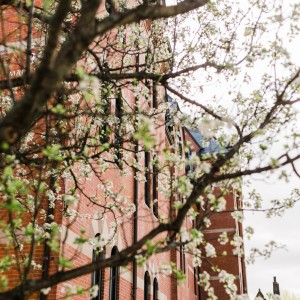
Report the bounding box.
[152,158,158,217]
[109,247,119,300]
[153,278,158,300]
[144,152,151,207]
[91,234,105,300]
[144,272,150,300]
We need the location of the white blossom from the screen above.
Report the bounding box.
[205,243,216,257]
[31,260,42,270]
[63,194,79,205]
[46,190,56,208]
[179,227,189,243]
[218,232,229,245]
[89,285,99,298]
[203,217,211,228]
[41,287,51,295]
[201,162,211,173]
[218,270,237,296]
[231,210,244,222]
[199,271,210,291]
[231,234,244,257]
[187,207,198,221]
[160,264,172,276]
[122,203,136,216]
[192,249,202,267]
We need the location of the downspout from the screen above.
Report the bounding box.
[132,142,138,300]
[133,39,139,300]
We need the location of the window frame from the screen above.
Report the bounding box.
[144,271,151,300]
[91,234,105,300]
[152,156,158,217]
[114,94,123,165]
[109,247,119,300]
[153,277,158,300]
[105,0,114,14]
[144,151,151,207]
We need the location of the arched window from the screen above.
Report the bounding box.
[91,234,105,300]
[153,278,158,300]
[144,272,151,300]
[109,247,119,300]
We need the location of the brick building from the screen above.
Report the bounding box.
[0,1,247,299]
[183,128,247,298]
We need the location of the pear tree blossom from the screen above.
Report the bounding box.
[0,0,299,299]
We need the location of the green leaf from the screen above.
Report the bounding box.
[43,145,65,161]
[51,104,66,115]
[77,286,84,294]
[1,142,10,150]
[25,0,32,7]
[43,0,53,11]
[259,144,268,151]
[3,166,13,177]
[0,257,13,272]
[58,256,74,269]
[74,237,88,245]
[25,223,34,236]
[244,27,252,36]
[0,199,24,212]
[0,275,8,289]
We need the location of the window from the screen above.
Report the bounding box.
[144,272,150,300]
[152,156,158,217]
[185,149,194,174]
[115,95,123,165]
[91,234,105,300]
[152,83,157,109]
[144,151,151,207]
[115,95,122,120]
[197,267,201,300]
[193,267,201,299]
[105,0,114,14]
[165,95,175,145]
[193,267,197,295]
[134,39,139,72]
[99,87,111,144]
[145,152,159,217]
[179,243,186,274]
[109,247,119,300]
[153,278,158,300]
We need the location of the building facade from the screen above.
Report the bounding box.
[183,128,247,299]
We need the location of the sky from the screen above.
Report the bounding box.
[244,9,300,299]
[244,172,300,298]
[164,1,300,298]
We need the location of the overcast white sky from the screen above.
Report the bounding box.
[244,171,300,299]
[164,1,300,298]
[244,9,300,299]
